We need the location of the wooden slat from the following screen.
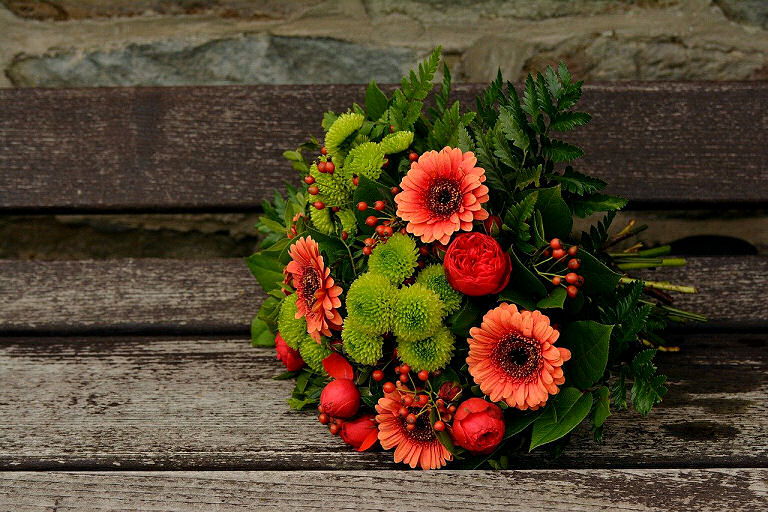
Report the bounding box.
[1,83,766,212]
[1,333,765,470]
[1,470,766,511]
[0,256,764,335]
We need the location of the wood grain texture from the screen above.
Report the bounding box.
[0,256,764,335]
[1,469,766,511]
[1,82,766,212]
[1,333,765,470]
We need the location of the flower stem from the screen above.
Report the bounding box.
[620,276,697,294]
[616,258,687,270]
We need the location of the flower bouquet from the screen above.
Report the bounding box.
[247,47,704,469]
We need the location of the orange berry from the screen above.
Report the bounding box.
[329,423,339,435]
[321,146,328,155]
[399,407,408,417]
[406,414,417,424]
[382,382,395,393]
[374,200,386,211]
[341,231,348,241]
[362,246,372,256]
[552,248,566,260]
[375,225,386,235]
[383,226,394,237]
[366,216,378,227]
[433,420,445,432]
[418,370,429,381]
[317,161,327,173]
[409,152,418,162]
[399,374,409,383]
[318,413,329,424]
[565,272,579,284]
[304,175,315,185]
[308,185,319,195]
[552,276,562,286]
[403,395,414,406]
[313,201,325,210]
[406,423,416,431]
[391,186,400,195]
[357,201,368,211]
[325,161,335,173]
[372,369,384,381]
[567,245,578,256]
[400,364,411,374]
[568,259,581,270]
[567,285,579,298]
[550,238,562,250]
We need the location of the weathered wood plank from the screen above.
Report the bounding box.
[1,333,765,470]
[1,83,765,212]
[0,256,764,335]
[1,469,765,511]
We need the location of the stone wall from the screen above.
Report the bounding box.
[1,0,767,88]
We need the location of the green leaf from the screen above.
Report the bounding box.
[593,386,611,428]
[497,287,538,311]
[504,409,543,439]
[503,192,537,250]
[502,249,547,300]
[514,164,542,191]
[250,316,275,347]
[430,408,463,457]
[498,105,530,152]
[245,252,285,293]
[550,111,591,132]
[577,249,621,296]
[530,388,592,450]
[570,193,628,217]
[521,75,539,122]
[543,139,583,163]
[365,80,388,121]
[632,374,667,416]
[536,287,567,309]
[559,320,613,389]
[447,299,484,338]
[532,186,572,239]
[552,167,606,196]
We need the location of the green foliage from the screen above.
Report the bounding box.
[552,166,606,195]
[558,320,613,389]
[579,211,616,253]
[365,80,388,121]
[530,388,592,450]
[389,46,441,129]
[503,192,537,253]
[611,350,668,416]
[287,368,329,411]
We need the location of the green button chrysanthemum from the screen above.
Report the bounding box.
[342,316,384,366]
[367,233,418,285]
[344,142,385,180]
[299,336,332,374]
[416,264,463,314]
[391,283,444,342]
[379,131,414,154]
[325,112,364,160]
[278,294,307,349]
[310,162,352,206]
[310,204,335,235]
[345,272,395,334]
[397,327,455,372]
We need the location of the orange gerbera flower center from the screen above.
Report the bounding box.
[401,408,436,443]
[493,334,542,381]
[427,179,462,217]
[300,267,321,306]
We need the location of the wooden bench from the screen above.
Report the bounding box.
[1,83,767,510]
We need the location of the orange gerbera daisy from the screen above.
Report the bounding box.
[286,236,343,341]
[375,389,452,470]
[467,303,571,410]
[395,147,489,245]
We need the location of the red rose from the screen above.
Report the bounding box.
[451,398,505,455]
[340,414,379,452]
[443,232,511,296]
[320,379,361,418]
[275,332,305,371]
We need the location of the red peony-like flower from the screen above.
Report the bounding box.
[275,332,305,371]
[395,147,489,245]
[286,236,343,341]
[340,414,379,452]
[467,303,571,410]
[443,232,512,296]
[376,389,453,470]
[450,398,505,455]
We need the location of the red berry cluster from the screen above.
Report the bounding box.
[357,196,406,255]
[317,404,346,435]
[545,238,585,298]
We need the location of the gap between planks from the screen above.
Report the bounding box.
[0,256,766,336]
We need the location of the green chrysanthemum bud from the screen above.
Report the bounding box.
[342,316,384,366]
[310,204,334,235]
[391,283,444,342]
[336,208,358,237]
[379,131,414,154]
[345,272,395,334]
[367,233,418,285]
[416,264,462,314]
[344,142,385,180]
[325,112,364,160]
[278,294,307,349]
[310,162,352,206]
[299,336,332,374]
[397,327,455,372]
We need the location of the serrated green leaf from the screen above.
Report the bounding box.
[571,193,628,217]
[543,139,584,163]
[498,105,530,152]
[632,374,667,416]
[550,111,591,132]
[593,386,611,428]
[536,72,556,119]
[522,75,539,122]
[504,193,537,249]
[552,167,606,195]
[559,320,613,388]
[530,388,592,450]
[537,287,567,309]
